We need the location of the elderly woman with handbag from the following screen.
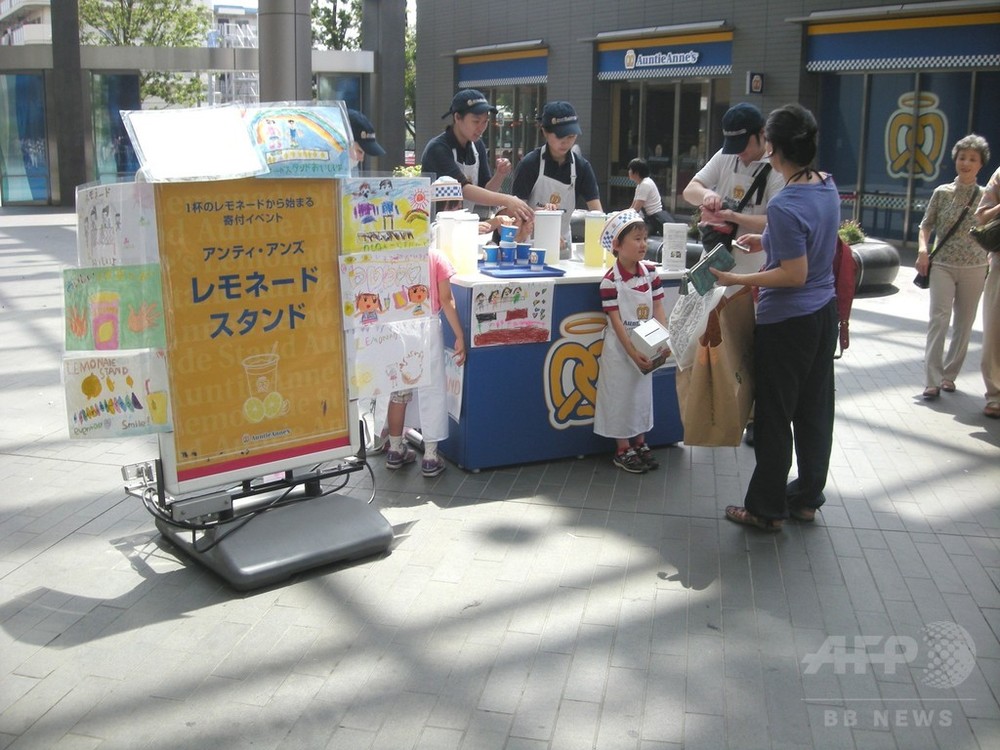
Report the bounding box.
[915,134,990,400]
[975,165,1000,418]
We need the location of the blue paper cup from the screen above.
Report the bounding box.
[528,248,544,270]
[500,243,516,265]
[483,244,498,266]
[516,243,531,265]
[498,224,517,243]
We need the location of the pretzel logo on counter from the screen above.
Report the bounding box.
[543,313,608,428]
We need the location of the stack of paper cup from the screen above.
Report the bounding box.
[533,210,563,265]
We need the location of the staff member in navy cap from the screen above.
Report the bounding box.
[347,108,385,170]
[508,100,603,252]
[683,101,783,255]
[420,89,533,224]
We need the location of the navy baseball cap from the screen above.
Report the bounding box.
[721,102,765,154]
[348,109,386,157]
[539,101,582,138]
[442,89,498,119]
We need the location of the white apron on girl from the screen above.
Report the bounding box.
[593,262,655,439]
[528,145,576,250]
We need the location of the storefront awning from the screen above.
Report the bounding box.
[595,30,732,81]
[457,46,548,88]
[804,10,1000,72]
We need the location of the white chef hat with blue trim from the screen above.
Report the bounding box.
[600,209,646,252]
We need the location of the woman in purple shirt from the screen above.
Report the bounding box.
[712,104,840,532]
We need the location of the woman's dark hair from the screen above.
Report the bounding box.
[764,104,818,168]
[628,158,650,178]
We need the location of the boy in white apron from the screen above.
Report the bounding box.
[593,210,669,473]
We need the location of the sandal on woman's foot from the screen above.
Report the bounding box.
[941,379,956,393]
[789,506,817,522]
[985,402,1000,419]
[725,505,782,532]
[922,387,940,400]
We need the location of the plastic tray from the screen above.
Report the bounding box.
[478,265,566,279]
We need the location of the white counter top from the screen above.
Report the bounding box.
[452,260,687,288]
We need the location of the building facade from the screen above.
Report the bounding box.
[0,0,405,206]
[415,0,1000,243]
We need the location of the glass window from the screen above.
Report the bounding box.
[481,84,545,192]
[859,73,917,239]
[91,73,141,184]
[609,79,717,216]
[818,74,863,195]
[0,73,49,204]
[818,68,998,243]
[972,71,1000,181]
[317,75,362,110]
[608,82,639,209]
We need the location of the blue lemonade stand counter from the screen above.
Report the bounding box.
[441,262,685,471]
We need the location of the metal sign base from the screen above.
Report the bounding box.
[156,493,393,591]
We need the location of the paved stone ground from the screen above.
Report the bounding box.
[0,207,998,750]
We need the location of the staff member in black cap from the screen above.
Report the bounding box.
[682,102,783,254]
[420,89,533,224]
[508,101,603,251]
[348,108,385,168]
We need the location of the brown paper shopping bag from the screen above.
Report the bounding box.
[675,287,755,447]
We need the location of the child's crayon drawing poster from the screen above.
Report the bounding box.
[341,176,430,253]
[76,181,158,266]
[243,103,352,179]
[64,349,172,438]
[444,347,464,422]
[339,248,430,330]
[470,280,554,347]
[63,264,165,351]
[350,317,437,399]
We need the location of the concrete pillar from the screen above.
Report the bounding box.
[361,0,406,169]
[50,0,87,206]
[258,0,312,102]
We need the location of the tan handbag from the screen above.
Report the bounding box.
[675,287,755,447]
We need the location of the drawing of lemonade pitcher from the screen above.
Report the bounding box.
[146,379,169,426]
[89,291,120,349]
[241,349,286,423]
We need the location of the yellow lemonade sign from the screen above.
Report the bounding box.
[156,178,350,487]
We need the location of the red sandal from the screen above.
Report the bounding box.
[725,505,783,532]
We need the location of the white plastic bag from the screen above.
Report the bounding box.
[667,286,726,371]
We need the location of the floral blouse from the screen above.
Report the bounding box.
[920,179,987,267]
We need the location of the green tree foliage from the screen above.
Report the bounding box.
[78,0,212,107]
[312,0,361,50]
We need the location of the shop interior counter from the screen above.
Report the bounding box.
[440,260,686,471]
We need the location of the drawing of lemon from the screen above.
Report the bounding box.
[263,391,284,418]
[243,396,265,423]
[81,373,102,399]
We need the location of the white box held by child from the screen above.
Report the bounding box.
[629,319,671,374]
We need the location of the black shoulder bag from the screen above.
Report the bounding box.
[699,163,773,254]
